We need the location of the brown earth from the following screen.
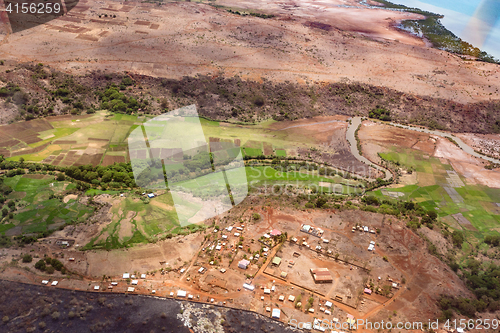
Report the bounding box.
[0,0,498,105]
[0,0,499,132]
[358,120,500,187]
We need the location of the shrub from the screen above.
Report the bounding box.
[51,311,60,320]
[22,254,32,263]
[252,213,260,221]
[35,259,46,271]
[452,231,465,248]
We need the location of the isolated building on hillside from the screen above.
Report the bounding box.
[310,268,333,283]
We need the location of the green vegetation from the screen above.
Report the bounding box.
[226,9,275,19]
[373,146,500,317]
[374,148,500,240]
[97,85,143,114]
[0,174,94,236]
[34,257,66,274]
[275,150,286,157]
[368,107,391,121]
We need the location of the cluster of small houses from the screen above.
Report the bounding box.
[300,224,324,238]
[39,219,393,329]
[200,224,271,265]
[352,225,376,234]
[363,276,401,296]
[41,271,153,293]
[242,280,338,322]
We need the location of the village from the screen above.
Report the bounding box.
[22,206,414,332]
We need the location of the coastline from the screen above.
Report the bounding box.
[371,0,500,64]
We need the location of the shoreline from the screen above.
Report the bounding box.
[371,0,500,64]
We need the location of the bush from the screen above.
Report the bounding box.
[368,107,391,121]
[315,197,327,208]
[35,259,46,271]
[452,231,465,248]
[22,254,32,263]
[51,311,60,321]
[252,213,260,221]
[51,259,64,271]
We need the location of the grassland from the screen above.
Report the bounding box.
[1,175,94,235]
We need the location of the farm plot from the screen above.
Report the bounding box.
[246,166,363,194]
[6,111,140,167]
[82,194,181,250]
[371,149,500,240]
[2,175,94,235]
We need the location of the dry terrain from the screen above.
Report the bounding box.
[358,120,500,187]
[0,197,475,331]
[0,0,498,106]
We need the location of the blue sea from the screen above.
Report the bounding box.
[386,0,500,59]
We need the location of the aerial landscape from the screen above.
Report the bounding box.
[0,0,499,332]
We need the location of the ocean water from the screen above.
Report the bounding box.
[384,0,500,59]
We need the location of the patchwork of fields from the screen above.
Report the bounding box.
[0,112,321,164]
[371,148,500,243]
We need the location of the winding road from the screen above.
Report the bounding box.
[346,117,393,181]
[345,117,500,182]
[388,121,500,165]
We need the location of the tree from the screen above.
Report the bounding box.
[35,259,46,271]
[1,207,7,217]
[428,210,438,220]
[363,196,380,206]
[316,197,327,208]
[452,231,465,248]
[22,254,32,263]
[56,173,65,181]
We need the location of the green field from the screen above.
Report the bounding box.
[81,193,187,250]
[1,175,94,235]
[275,149,287,157]
[373,148,500,245]
[242,147,263,157]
